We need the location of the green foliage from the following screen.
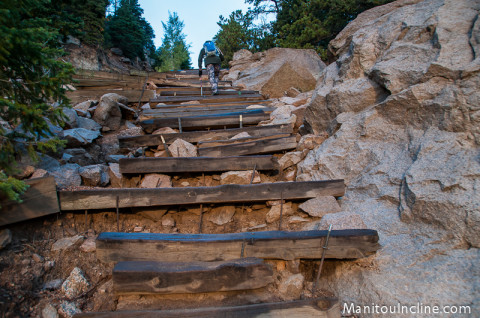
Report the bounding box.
[0,0,74,203]
[0,172,29,207]
[214,10,276,68]
[274,0,394,57]
[154,12,191,72]
[35,0,109,47]
[105,0,155,60]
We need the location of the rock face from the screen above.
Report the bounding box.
[299,0,480,313]
[224,48,326,98]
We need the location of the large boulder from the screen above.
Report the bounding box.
[298,0,480,313]
[50,164,82,189]
[93,93,128,131]
[224,48,326,98]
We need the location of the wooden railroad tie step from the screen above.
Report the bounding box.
[198,136,297,157]
[73,298,341,318]
[119,124,293,148]
[154,100,271,109]
[139,112,270,133]
[113,258,273,295]
[119,156,278,174]
[95,229,380,263]
[140,108,273,120]
[58,180,345,211]
[150,94,264,105]
[158,90,259,97]
[140,107,274,119]
[0,176,59,227]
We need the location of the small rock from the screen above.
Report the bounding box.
[162,214,175,228]
[278,273,305,300]
[168,139,197,157]
[32,253,44,263]
[266,202,294,223]
[63,108,79,129]
[141,103,151,110]
[140,174,172,188]
[231,132,251,139]
[0,229,12,250]
[284,169,296,181]
[133,226,143,232]
[42,304,58,318]
[296,133,328,151]
[74,100,97,113]
[51,235,84,252]
[58,301,81,318]
[77,117,102,131]
[220,170,261,185]
[278,151,304,170]
[152,127,178,135]
[50,164,82,189]
[63,128,101,147]
[30,169,49,179]
[79,164,109,187]
[299,196,341,218]
[61,267,90,300]
[208,206,236,225]
[80,239,96,253]
[44,279,63,291]
[181,181,190,187]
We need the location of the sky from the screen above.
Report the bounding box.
[138,0,252,66]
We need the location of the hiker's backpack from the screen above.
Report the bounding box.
[204,41,219,57]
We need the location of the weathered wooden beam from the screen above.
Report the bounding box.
[197,134,291,149]
[159,90,259,97]
[58,180,345,211]
[0,176,60,226]
[156,86,244,93]
[118,124,293,148]
[150,94,264,105]
[113,258,273,295]
[198,136,297,157]
[143,106,270,117]
[96,229,379,263]
[67,89,155,105]
[140,108,274,120]
[119,156,278,174]
[154,100,270,109]
[139,112,270,133]
[74,298,340,318]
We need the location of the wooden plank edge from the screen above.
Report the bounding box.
[73,298,340,318]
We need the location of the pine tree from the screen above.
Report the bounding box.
[274,0,394,58]
[214,10,255,68]
[105,0,155,60]
[0,0,74,205]
[154,12,191,71]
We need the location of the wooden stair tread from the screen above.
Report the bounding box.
[139,112,270,133]
[198,136,297,157]
[95,229,379,263]
[113,258,273,295]
[74,298,341,318]
[58,180,345,210]
[119,156,278,174]
[118,124,293,148]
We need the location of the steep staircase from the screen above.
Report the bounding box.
[67,69,380,317]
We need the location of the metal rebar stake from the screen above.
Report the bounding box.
[116,196,120,232]
[313,224,333,293]
[278,191,284,231]
[84,210,88,233]
[198,204,204,234]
